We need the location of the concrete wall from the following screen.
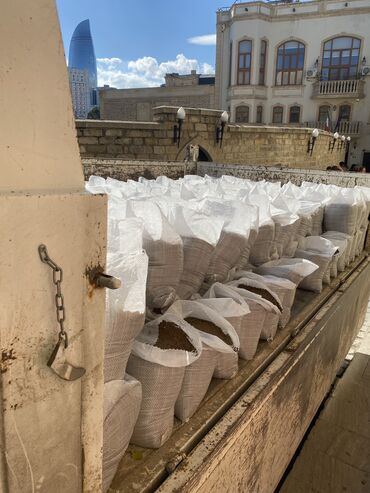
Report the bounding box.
[77,106,345,170]
[198,162,370,187]
[83,158,196,181]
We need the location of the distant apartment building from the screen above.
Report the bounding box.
[99,70,216,121]
[68,19,98,118]
[215,0,370,168]
[69,68,90,118]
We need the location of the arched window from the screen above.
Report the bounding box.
[289,106,301,123]
[272,106,284,124]
[237,40,252,85]
[259,40,267,85]
[276,40,305,86]
[235,105,250,123]
[318,105,331,123]
[322,37,361,81]
[256,105,263,124]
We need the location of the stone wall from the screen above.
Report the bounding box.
[77,106,345,170]
[100,87,215,122]
[83,158,195,181]
[197,163,370,187]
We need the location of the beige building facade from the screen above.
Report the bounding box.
[215,0,370,168]
[99,70,215,121]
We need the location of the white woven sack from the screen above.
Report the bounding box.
[175,347,217,422]
[324,202,358,236]
[127,314,202,448]
[126,199,183,309]
[196,298,249,378]
[231,271,296,328]
[250,222,275,266]
[228,278,281,342]
[167,300,240,353]
[105,251,148,382]
[127,356,185,449]
[311,206,324,237]
[161,202,223,299]
[254,258,319,286]
[200,199,251,284]
[178,237,215,299]
[321,232,350,270]
[354,228,366,256]
[330,255,339,279]
[295,250,332,293]
[206,231,248,284]
[295,236,337,292]
[103,376,142,493]
[132,313,202,367]
[323,263,331,285]
[235,228,258,271]
[203,283,262,360]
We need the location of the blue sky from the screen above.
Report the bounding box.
[56,0,223,88]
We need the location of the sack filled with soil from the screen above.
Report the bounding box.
[168,300,239,420]
[295,236,337,293]
[205,231,248,284]
[126,199,183,310]
[254,258,319,286]
[178,237,215,299]
[203,283,263,360]
[153,201,223,300]
[295,249,333,293]
[231,271,296,328]
[235,228,258,271]
[228,278,282,342]
[104,251,148,382]
[196,298,250,378]
[174,347,217,422]
[321,232,350,271]
[127,314,202,448]
[103,375,142,493]
[202,199,252,284]
[249,221,275,266]
[324,203,358,236]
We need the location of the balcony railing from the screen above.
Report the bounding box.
[305,121,362,135]
[312,79,365,98]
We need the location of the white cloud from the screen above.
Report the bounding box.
[97,54,214,89]
[97,57,123,69]
[187,34,216,46]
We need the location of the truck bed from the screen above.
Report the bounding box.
[111,253,370,493]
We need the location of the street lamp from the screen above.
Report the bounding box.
[329,131,339,152]
[216,110,229,147]
[346,135,351,151]
[173,107,186,147]
[307,128,319,155]
[340,135,346,149]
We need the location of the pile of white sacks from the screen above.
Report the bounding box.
[86,175,370,491]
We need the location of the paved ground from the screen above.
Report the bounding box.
[279,297,370,493]
[347,299,370,358]
[280,352,370,493]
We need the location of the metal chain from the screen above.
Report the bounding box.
[38,244,68,348]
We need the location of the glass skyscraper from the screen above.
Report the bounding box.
[68,19,98,116]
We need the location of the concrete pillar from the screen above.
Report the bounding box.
[0,1,106,492]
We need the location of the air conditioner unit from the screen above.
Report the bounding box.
[306,68,318,79]
[361,66,370,76]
